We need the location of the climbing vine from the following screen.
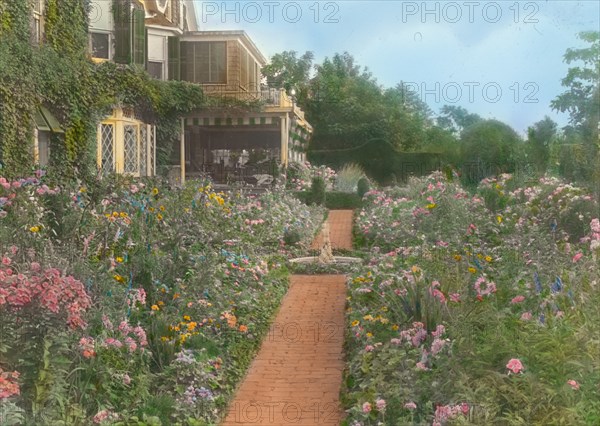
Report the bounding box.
[0,0,206,182]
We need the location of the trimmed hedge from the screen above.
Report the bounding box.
[293,191,363,209]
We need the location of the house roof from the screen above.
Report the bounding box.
[181,30,267,65]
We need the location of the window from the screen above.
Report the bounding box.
[37,131,50,166]
[180,41,227,84]
[241,49,248,89]
[90,32,110,59]
[148,61,164,79]
[32,0,43,44]
[98,114,155,177]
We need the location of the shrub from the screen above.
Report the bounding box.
[310,176,326,205]
[335,163,366,193]
[357,177,370,198]
[325,192,363,209]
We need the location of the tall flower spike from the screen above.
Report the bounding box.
[534,272,542,294]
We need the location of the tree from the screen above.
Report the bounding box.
[436,105,483,136]
[551,31,599,140]
[551,31,599,188]
[261,50,314,96]
[459,119,522,183]
[526,116,558,174]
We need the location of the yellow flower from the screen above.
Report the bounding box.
[183,315,191,321]
[454,254,462,261]
[29,226,40,233]
[119,212,128,218]
[477,253,483,259]
[157,213,163,221]
[116,256,124,263]
[79,187,87,193]
[496,215,503,223]
[366,332,373,338]
[468,267,477,274]
[380,306,388,312]
[187,322,197,331]
[426,203,437,209]
[392,324,399,331]
[380,318,389,324]
[495,184,502,190]
[485,255,493,263]
[351,320,360,327]
[158,301,164,306]
[151,305,159,311]
[159,205,165,211]
[363,314,374,321]
[149,207,155,213]
[112,211,119,218]
[113,274,125,283]
[411,265,421,274]
[152,187,159,195]
[160,336,169,342]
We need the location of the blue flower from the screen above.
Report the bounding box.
[551,276,563,294]
[534,272,542,294]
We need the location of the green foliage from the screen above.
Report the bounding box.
[324,192,363,209]
[334,163,366,193]
[526,116,558,175]
[309,176,326,205]
[357,177,370,198]
[0,0,205,181]
[459,119,523,184]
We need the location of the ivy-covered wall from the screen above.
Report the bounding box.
[0,0,205,181]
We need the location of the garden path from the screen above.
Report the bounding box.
[310,210,354,250]
[221,211,352,425]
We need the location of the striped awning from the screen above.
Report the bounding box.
[185,116,279,127]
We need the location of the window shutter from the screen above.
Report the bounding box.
[132,8,146,66]
[113,0,132,64]
[168,37,180,80]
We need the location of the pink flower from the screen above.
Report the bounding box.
[511,295,525,304]
[572,252,583,263]
[362,402,372,413]
[122,374,131,385]
[567,379,580,390]
[365,345,374,352]
[449,293,461,303]
[520,312,532,321]
[404,401,417,410]
[506,358,524,374]
[375,398,386,411]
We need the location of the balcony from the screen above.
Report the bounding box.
[200,86,306,120]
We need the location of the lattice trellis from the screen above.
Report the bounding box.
[140,125,147,176]
[148,126,155,176]
[124,125,138,174]
[100,124,114,174]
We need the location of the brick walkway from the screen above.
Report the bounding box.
[221,211,352,425]
[310,210,354,251]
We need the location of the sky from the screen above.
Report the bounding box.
[193,1,600,134]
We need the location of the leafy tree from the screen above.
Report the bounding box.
[261,50,314,96]
[437,105,483,136]
[551,31,599,136]
[550,30,599,187]
[459,119,522,183]
[526,116,558,174]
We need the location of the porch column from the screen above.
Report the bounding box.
[180,118,186,184]
[280,114,288,167]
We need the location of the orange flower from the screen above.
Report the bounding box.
[239,324,248,333]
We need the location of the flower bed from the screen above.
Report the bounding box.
[344,172,600,425]
[0,174,324,425]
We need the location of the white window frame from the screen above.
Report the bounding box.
[89,30,112,61]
